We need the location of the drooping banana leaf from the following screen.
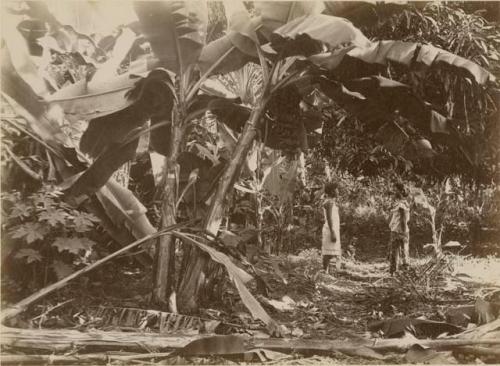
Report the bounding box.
[198,0,259,76]
[310,40,494,85]
[2,8,48,97]
[315,75,472,163]
[71,69,175,197]
[134,1,208,75]
[317,75,456,136]
[270,14,370,57]
[254,1,325,40]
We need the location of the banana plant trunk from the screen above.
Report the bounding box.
[177,104,266,313]
[153,116,183,311]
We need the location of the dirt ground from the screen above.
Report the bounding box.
[3,249,499,364]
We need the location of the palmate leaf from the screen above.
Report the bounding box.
[14,248,42,264]
[134,1,208,74]
[10,223,49,244]
[72,212,100,233]
[8,202,32,219]
[38,208,68,227]
[52,237,96,254]
[52,260,74,280]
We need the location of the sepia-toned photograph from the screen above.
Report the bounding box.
[1,1,499,364]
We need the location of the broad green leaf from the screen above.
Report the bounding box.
[413,139,436,159]
[198,0,258,76]
[71,135,140,198]
[47,76,137,123]
[52,237,97,254]
[262,156,297,205]
[96,179,157,240]
[91,27,138,82]
[14,248,42,264]
[254,1,325,40]
[134,1,208,74]
[199,36,257,75]
[1,65,71,152]
[80,69,174,158]
[318,75,455,139]
[270,14,370,57]
[1,9,48,96]
[8,202,32,219]
[10,223,49,244]
[72,212,99,232]
[193,142,219,164]
[313,40,494,85]
[51,260,74,280]
[73,69,175,197]
[406,344,458,364]
[39,208,68,227]
[224,0,258,55]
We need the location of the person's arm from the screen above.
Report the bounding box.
[399,206,409,233]
[324,200,337,242]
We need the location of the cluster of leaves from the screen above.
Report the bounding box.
[313,2,499,182]
[364,3,500,181]
[1,185,100,285]
[414,179,500,254]
[317,109,415,176]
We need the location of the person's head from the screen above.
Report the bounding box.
[324,181,339,198]
[393,181,408,200]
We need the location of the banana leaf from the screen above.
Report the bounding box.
[254,1,325,40]
[198,0,258,76]
[311,40,494,85]
[134,1,208,74]
[270,14,370,57]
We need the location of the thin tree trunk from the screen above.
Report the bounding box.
[153,116,184,311]
[255,142,263,250]
[177,104,265,313]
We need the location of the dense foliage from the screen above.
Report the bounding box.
[1,1,498,319]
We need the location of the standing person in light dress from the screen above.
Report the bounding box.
[321,181,341,274]
[388,182,410,275]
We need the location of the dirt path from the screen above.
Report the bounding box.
[256,251,498,341]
